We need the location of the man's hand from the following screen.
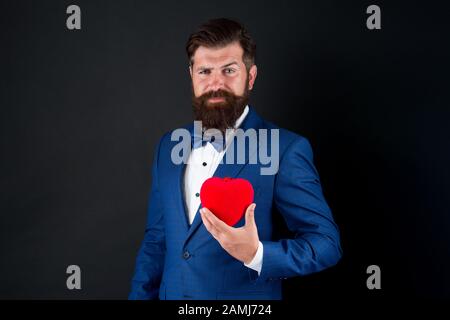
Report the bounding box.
[200,203,259,264]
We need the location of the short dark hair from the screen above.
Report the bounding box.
[185,18,256,71]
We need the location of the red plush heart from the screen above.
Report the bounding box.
[200,177,254,227]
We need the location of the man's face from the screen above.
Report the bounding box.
[190,42,257,131]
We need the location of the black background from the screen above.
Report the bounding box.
[1,0,449,299]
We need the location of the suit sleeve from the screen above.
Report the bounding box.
[128,137,166,300]
[259,136,342,281]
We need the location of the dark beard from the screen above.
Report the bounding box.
[192,84,249,133]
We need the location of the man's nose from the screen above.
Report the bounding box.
[208,72,225,91]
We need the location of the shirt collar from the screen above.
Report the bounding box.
[234,105,249,129]
[224,105,249,139]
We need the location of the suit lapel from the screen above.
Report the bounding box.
[164,128,193,232]
[171,159,190,231]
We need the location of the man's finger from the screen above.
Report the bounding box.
[201,208,232,233]
[245,203,256,228]
[201,209,224,236]
[201,211,221,239]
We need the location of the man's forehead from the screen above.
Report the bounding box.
[192,43,244,67]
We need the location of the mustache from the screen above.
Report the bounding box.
[199,89,236,100]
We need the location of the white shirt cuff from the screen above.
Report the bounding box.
[244,241,263,275]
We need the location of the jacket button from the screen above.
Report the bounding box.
[183,251,191,259]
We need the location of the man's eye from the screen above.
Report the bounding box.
[224,68,235,74]
[199,70,210,75]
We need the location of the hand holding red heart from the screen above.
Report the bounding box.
[200,203,259,265]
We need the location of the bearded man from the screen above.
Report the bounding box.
[129,18,342,300]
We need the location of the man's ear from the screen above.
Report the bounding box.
[248,64,257,90]
[189,65,193,80]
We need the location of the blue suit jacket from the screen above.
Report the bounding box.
[129,106,342,300]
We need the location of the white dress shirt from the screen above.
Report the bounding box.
[183,105,263,274]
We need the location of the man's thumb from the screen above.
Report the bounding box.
[245,203,256,227]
